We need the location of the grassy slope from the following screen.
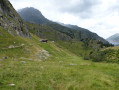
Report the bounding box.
[0,27,119,90]
[26,23,105,59]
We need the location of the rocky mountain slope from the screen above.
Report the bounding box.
[107,33,119,46]
[18,7,51,24]
[61,24,108,44]
[0,0,30,37]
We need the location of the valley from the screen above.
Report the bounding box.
[0,27,119,90]
[0,0,119,90]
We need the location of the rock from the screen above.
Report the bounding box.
[36,49,50,60]
[21,61,26,63]
[80,64,90,66]
[0,0,30,37]
[29,44,33,46]
[29,51,32,53]
[52,41,55,43]
[69,63,77,66]
[21,44,25,46]
[2,57,7,59]
[59,61,63,63]
[0,59,3,61]
[28,59,33,61]
[8,45,15,48]
[8,84,15,86]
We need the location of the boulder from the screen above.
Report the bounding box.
[8,45,14,48]
[2,56,7,59]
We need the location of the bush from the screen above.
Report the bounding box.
[91,49,119,63]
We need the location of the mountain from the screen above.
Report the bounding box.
[18,7,113,59]
[18,7,109,44]
[107,33,119,45]
[1,1,119,89]
[0,0,30,37]
[60,23,108,44]
[18,7,51,24]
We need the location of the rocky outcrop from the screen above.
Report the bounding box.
[0,0,30,37]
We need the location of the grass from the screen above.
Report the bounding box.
[1,55,119,90]
[0,27,119,90]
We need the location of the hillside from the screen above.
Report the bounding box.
[107,33,119,46]
[61,24,108,44]
[26,23,112,59]
[18,7,112,58]
[1,0,119,90]
[1,26,119,90]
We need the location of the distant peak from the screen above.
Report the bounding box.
[18,7,50,24]
[114,33,119,36]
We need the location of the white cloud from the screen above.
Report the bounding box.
[9,0,119,39]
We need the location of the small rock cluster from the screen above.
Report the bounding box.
[36,49,50,60]
[0,56,7,61]
[69,63,77,66]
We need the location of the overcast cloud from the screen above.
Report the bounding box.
[9,0,119,38]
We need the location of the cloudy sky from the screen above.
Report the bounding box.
[9,0,119,39]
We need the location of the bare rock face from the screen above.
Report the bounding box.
[0,0,30,37]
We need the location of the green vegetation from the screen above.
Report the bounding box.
[1,0,119,89]
[0,27,119,90]
[91,46,119,63]
[26,23,113,61]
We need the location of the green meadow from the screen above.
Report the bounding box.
[0,27,119,90]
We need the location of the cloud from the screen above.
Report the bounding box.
[60,0,100,13]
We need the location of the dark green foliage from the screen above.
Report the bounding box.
[90,51,106,62]
[91,49,119,63]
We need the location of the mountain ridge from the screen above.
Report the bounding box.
[18,7,109,44]
[107,33,119,45]
[18,7,51,24]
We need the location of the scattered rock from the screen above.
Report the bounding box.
[59,61,63,63]
[2,57,7,59]
[36,49,50,60]
[28,59,33,61]
[21,44,25,46]
[29,44,33,46]
[8,45,15,48]
[0,59,3,61]
[29,51,32,53]
[52,41,55,43]
[21,61,26,63]
[70,63,77,66]
[80,64,90,66]
[8,84,15,86]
